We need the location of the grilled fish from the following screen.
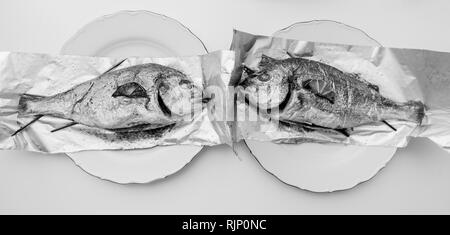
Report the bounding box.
[239,55,425,132]
[16,63,203,133]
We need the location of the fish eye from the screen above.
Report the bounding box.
[302,79,336,104]
[179,79,193,89]
[112,82,147,99]
[258,73,271,82]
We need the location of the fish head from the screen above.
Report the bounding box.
[157,72,203,120]
[238,55,290,110]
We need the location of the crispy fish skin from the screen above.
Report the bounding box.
[239,55,425,130]
[18,63,203,131]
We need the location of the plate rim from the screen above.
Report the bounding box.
[245,140,397,193]
[275,19,382,46]
[67,146,204,185]
[60,10,209,55]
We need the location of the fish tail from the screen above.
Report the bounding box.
[380,99,426,124]
[18,94,46,116]
[403,100,426,124]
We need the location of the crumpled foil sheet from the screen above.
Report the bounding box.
[0,51,235,153]
[231,30,450,151]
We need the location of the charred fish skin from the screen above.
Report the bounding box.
[18,63,203,131]
[239,55,425,130]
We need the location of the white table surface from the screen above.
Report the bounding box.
[1,0,450,214]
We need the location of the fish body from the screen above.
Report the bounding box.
[239,55,425,130]
[18,63,203,131]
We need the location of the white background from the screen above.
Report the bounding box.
[1,0,450,214]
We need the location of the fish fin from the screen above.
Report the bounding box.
[11,115,43,136]
[406,101,426,124]
[368,84,380,92]
[281,120,352,137]
[349,73,380,92]
[51,122,78,133]
[286,51,297,58]
[112,82,147,98]
[101,58,127,76]
[109,123,175,133]
[382,120,397,131]
[417,102,426,124]
[18,94,46,114]
[336,128,351,137]
[286,51,314,58]
[259,54,277,67]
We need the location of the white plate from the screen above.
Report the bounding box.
[61,10,206,184]
[246,20,398,192]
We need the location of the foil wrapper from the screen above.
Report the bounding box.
[231,30,450,151]
[0,51,235,153]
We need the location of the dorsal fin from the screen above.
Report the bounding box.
[280,120,352,138]
[350,73,380,93]
[368,84,380,92]
[259,54,277,67]
[286,51,314,58]
[101,58,127,76]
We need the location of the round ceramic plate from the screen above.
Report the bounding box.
[246,20,397,192]
[60,10,206,184]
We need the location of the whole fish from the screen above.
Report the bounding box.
[16,63,204,133]
[238,55,425,133]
